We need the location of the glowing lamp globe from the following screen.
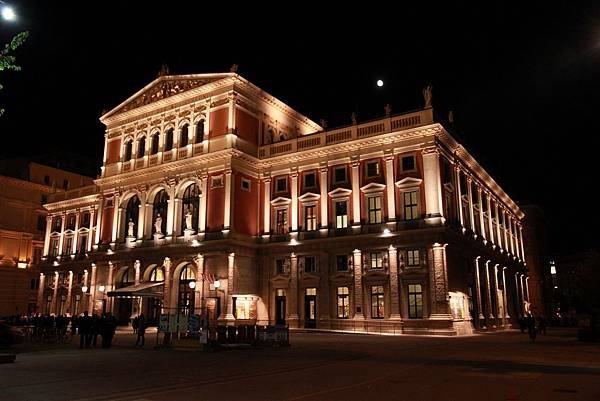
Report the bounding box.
[377,79,384,87]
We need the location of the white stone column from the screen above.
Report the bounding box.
[88,263,97,313]
[220,253,236,323]
[87,208,95,251]
[494,203,502,251]
[163,258,172,311]
[429,244,451,318]
[502,267,510,319]
[474,257,484,321]
[43,216,52,256]
[493,264,501,324]
[519,225,526,262]
[94,198,103,246]
[263,178,271,234]
[199,175,208,233]
[57,213,66,256]
[166,186,176,237]
[228,93,236,135]
[519,274,526,313]
[194,254,204,315]
[351,160,361,226]
[107,262,114,313]
[502,209,509,253]
[66,271,73,315]
[144,203,153,239]
[384,154,396,221]
[173,198,182,237]
[51,272,59,315]
[37,273,45,312]
[134,260,141,285]
[514,222,522,260]
[319,166,328,228]
[514,272,521,317]
[422,148,444,221]
[72,212,81,255]
[288,253,299,327]
[224,170,233,230]
[455,167,464,228]
[486,194,494,245]
[291,172,298,231]
[352,249,364,320]
[477,188,486,241]
[137,191,147,239]
[111,194,120,244]
[467,178,476,234]
[388,246,401,319]
[525,276,530,302]
[484,260,494,324]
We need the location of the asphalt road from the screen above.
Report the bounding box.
[1,328,599,401]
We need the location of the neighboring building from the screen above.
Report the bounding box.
[0,161,94,316]
[554,249,600,324]
[38,72,531,335]
[521,204,553,318]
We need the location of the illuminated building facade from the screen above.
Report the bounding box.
[0,161,93,316]
[38,72,531,334]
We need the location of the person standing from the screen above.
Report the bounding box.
[91,314,100,347]
[79,311,92,348]
[135,313,146,347]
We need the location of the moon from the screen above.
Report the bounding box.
[377,79,384,87]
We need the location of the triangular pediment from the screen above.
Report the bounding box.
[271,196,291,206]
[298,192,321,202]
[102,73,234,120]
[395,177,423,189]
[360,182,386,194]
[328,187,352,198]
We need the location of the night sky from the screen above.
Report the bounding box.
[1,2,598,255]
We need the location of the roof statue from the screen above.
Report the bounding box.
[448,110,454,124]
[384,103,392,117]
[351,112,358,125]
[423,84,433,108]
[230,64,239,73]
[158,64,170,77]
[320,119,328,130]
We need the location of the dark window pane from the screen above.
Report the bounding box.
[402,156,415,171]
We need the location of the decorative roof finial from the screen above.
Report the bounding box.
[448,110,454,124]
[351,112,358,125]
[230,64,239,73]
[384,103,392,117]
[320,118,328,130]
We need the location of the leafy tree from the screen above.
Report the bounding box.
[0,31,29,116]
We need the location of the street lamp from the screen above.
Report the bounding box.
[1,1,15,21]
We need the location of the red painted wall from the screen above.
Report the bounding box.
[210,108,229,138]
[235,109,259,145]
[106,139,121,164]
[206,174,225,231]
[100,206,113,244]
[233,172,258,236]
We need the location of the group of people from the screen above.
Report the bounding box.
[74,311,118,348]
[131,313,147,347]
[518,313,547,341]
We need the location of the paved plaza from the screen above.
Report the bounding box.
[1,328,599,401]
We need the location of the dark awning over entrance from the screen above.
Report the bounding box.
[107,282,163,298]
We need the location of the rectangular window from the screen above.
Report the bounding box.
[403,191,419,220]
[82,212,91,227]
[210,175,224,188]
[407,250,420,267]
[241,178,251,192]
[401,155,416,172]
[337,287,349,318]
[370,252,383,269]
[62,179,69,190]
[368,196,382,224]
[66,215,76,231]
[333,166,347,184]
[335,200,348,228]
[50,238,59,257]
[78,235,87,254]
[306,288,317,296]
[366,161,380,178]
[276,177,287,193]
[336,255,349,272]
[303,256,316,273]
[41,194,48,205]
[44,175,50,185]
[33,248,42,265]
[276,259,286,274]
[63,237,73,255]
[304,172,316,189]
[408,284,423,319]
[276,209,288,235]
[371,285,385,318]
[304,205,317,231]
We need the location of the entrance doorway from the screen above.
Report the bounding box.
[304,288,317,328]
[275,289,286,325]
[117,298,132,325]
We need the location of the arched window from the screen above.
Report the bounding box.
[150,266,164,282]
[181,184,200,233]
[180,124,189,147]
[178,264,196,315]
[151,133,160,155]
[120,268,134,288]
[137,136,146,158]
[124,140,133,161]
[152,189,169,234]
[164,129,174,151]
[124,195,140,238]
[195,120,204,144]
